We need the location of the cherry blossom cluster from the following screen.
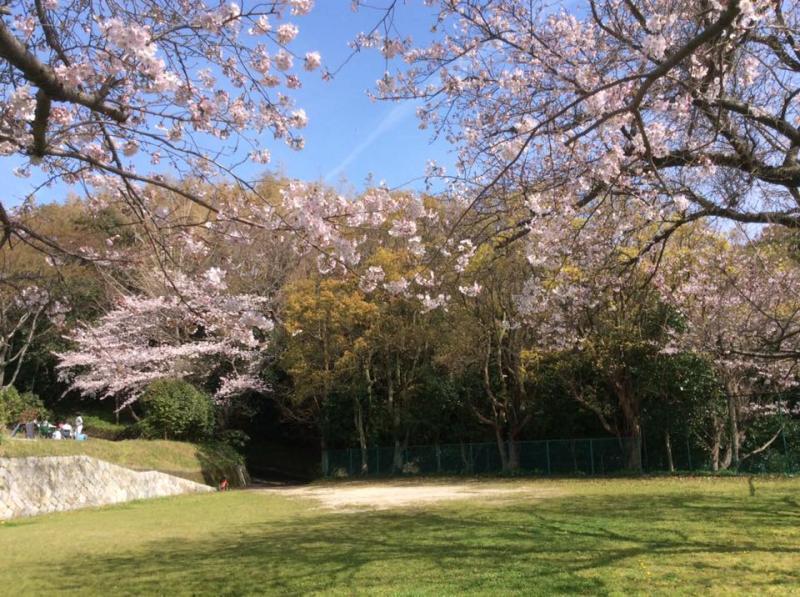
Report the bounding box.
[56,267,274,405]
[742,400,800,417]
[0,0,323,249]
[366,0,800,242]
[257,181,443,277]
[655,226,800,392]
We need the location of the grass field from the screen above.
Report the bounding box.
[0,437,241,485]
[1,476,799,595]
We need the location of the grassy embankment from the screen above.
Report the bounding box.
[1,476,798,594]
[0,436,242,486]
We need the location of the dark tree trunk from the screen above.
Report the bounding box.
[665,430,675,473]
[353,395,368,474]
[615,379,642,471]
[460,441,471,473]
[494,426,509,472]
[507,439,520,471]
[320,435,329,477]
[728,394,740,468]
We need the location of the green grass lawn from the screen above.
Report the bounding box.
[0,437,241,485]
[1,477,799,595]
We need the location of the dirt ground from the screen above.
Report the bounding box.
[254,481,563,511]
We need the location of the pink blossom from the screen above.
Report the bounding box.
[458,282,482,297]
[304,51,322,71]
[289,0,314,16]
[274,50,293,71]
[389,219,417,238]
[277,23,299,44]
[249,149,271,164]
[359,266,385,293]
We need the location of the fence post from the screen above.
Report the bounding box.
[589,439,595,476]
[348,448,353,476]
[376,446,380,475]
[686,438,692,471]
[545,440,551,475]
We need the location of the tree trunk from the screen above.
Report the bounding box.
[665,430,675,473]
[393,438,404,472]
[127,404,141,422]
[460,441,471,474]
[385,367,406,473]
[320,435,329,477]
[361,357,376,474]
[728,393,740,468]
[711,423,721,472]
[353,395,368,474]
[720,442,734,470]
[386,376,400,472]
[507,435,520,471]
[400,428,411,472]
[615,379,642,471]
[494,425,509,472]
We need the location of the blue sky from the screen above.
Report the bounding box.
[268,1,452,189]
[2,2,453,207]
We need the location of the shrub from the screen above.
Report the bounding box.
[197,441,249,487]
[81,414,129,440]
[139,379,215,441]
[0,389,9,430]
[216,429,250,454]
[0,387,48,428]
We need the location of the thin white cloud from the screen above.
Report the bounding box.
[324,101,417,182]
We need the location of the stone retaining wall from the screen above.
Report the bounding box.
[0,455,213,520]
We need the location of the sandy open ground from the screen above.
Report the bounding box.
[254,481,563,511]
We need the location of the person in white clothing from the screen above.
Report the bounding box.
[75,414,83,437]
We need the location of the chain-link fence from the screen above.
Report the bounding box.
[324,433,800,477]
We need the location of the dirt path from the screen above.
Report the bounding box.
[253,481,564,511]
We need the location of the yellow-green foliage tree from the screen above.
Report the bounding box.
[282,277,377,473]
[359,246,447,472]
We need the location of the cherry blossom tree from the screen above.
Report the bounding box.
[656,225,800,468]
[0,0,325,256]
[56,267,273,407]
[365,0,800,250]
[350,0,800,467]
[0,282,66,390]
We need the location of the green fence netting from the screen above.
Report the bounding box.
[324,433,800,477]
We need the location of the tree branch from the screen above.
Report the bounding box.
[0,20,127,123]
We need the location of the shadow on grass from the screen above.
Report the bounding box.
[0,519,37,529]
[48,491,800,594]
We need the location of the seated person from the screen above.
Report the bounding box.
[38,420,54,438]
